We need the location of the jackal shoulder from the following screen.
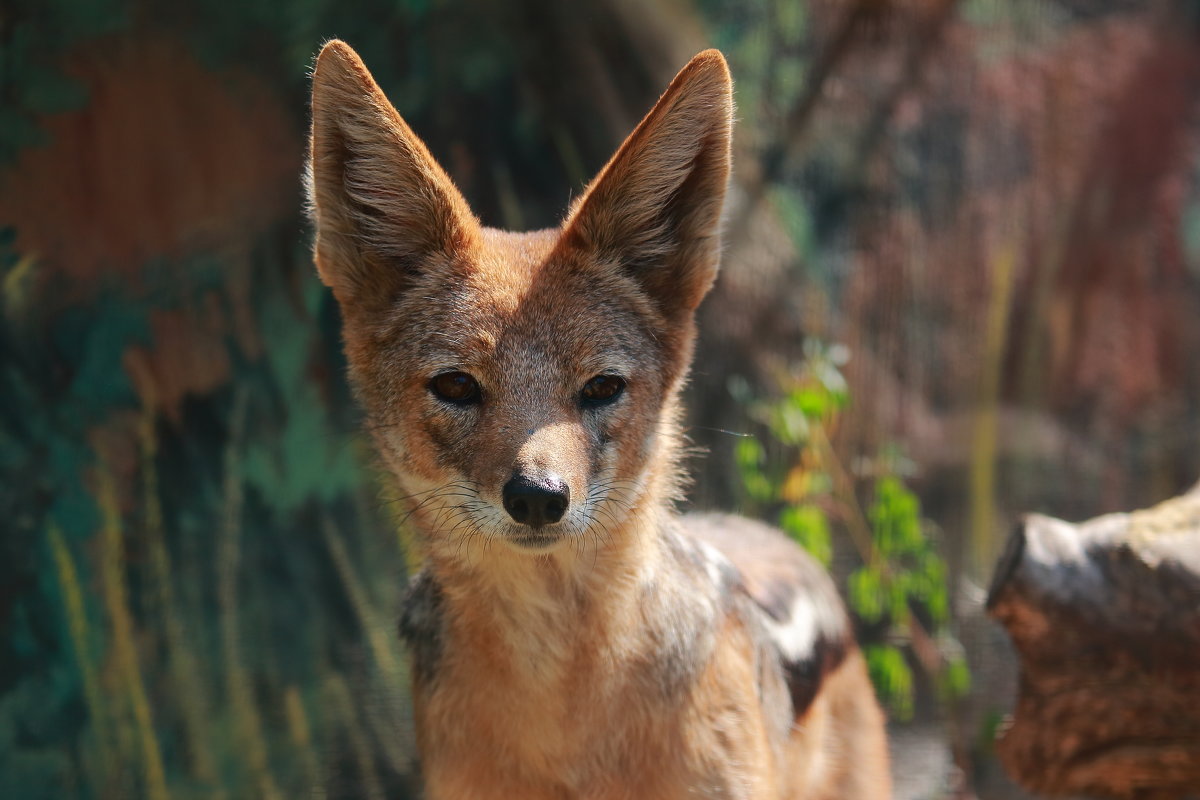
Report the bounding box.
[681,512,855,716]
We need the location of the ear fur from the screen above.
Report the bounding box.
[560,50,733,315]
[307,40,477,307]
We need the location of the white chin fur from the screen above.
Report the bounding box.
[501,532,570,555]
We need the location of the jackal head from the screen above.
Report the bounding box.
[308,41,732,560]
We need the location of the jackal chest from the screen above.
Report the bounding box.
[413,600,646,770]
[413,660,748,800]
[408,597,781,799]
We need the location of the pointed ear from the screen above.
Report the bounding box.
[560,50,733,315]
[307,40,477,308]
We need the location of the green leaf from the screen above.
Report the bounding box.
[849,568,883,623]
[865,644,914,721]
[942,656,972,699]
[779,504,832,567]
[735,436,764,471]
[792,386,829,421]
[734,437,775,504]
[769,398,809,446]
[887,574,910,623]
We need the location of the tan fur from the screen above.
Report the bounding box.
[309,40,891,799]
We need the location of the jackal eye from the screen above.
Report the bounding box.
[581,374,626,406]
[430,371,481,405]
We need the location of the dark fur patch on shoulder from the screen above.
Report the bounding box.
[398,569,445,686]
[780,632,850,716]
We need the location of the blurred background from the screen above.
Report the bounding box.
[3,0,1199,797]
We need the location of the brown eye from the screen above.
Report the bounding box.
[430,371,481,405]
[581,374,626,406]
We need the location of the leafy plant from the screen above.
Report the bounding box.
[732,341,968,720]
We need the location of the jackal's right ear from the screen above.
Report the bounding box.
[308,40,476,308]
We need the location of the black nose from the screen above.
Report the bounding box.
[502,475,569,528]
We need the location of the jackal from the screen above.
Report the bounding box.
[308,40,891,799]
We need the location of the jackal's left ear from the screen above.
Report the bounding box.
[561,50,733,315]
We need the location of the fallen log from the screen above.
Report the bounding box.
[986,482,1200,799]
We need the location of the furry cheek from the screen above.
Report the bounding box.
[418,406,481,479]
[367,395,473,486]
[589,397,651,480]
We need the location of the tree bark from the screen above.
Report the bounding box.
[986,483,1200,799]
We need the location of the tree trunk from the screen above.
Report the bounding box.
[986,483,1200,799]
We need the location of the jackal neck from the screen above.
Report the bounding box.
[417,503,671,690]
